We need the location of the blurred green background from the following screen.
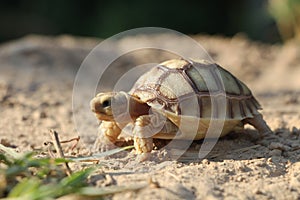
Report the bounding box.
[1,0,298,44]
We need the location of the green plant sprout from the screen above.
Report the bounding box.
[268,0,300,41]
[0,144,143,200]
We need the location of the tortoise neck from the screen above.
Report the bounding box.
[128,94,151,118]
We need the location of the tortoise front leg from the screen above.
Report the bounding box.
[93,121,122,152]
[133,114,179,161]
[133,115,155,161]
[243,114,272,137]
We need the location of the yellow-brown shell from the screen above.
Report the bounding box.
[130,58,261,121]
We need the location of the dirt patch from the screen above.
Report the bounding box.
[0,34,299,199]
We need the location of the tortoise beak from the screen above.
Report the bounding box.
[90,97,101,113]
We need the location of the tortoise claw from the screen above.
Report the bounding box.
[136,152,151,162]
[92,136,116,153]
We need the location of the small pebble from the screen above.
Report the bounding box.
[40,111,47,118]
[148,178,160,188]
[202,159,210,165]
[254,189,264,195]
[0,81,9,101]
[290,142,300,148]
[236,176,244,182]
[285,95,298,104]
[269,142,286,151]
[269,149,282,157]
[21,115,28,121]
[292,127,299,135]
[236,162,248,172]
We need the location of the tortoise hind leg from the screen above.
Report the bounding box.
[243,114,272,137]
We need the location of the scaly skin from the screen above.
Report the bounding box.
[92,121,122,152]
[242,114,272,137]
[133,115,154,153]
[90,92,180,161]
[99,121,122,144]
[90,92,155,160]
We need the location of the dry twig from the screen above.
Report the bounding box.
[49,129,72,176]
[60,136,80,151]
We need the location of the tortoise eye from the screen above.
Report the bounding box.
[102,100,111,108]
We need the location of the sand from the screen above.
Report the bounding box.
[0,34,299,199]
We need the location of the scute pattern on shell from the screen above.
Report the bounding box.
[130,59,261,120]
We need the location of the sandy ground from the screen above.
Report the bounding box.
[0,34,300,200]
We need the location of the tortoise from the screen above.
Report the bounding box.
[90,58,272,160]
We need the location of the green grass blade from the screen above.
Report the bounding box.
[60,168,93,188]
[8,178,40,198]
[69,146,134,162]
[0,144,23,160]
[79,183,148,196]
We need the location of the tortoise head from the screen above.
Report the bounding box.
[90,91,151,123]
[90,92,133,122]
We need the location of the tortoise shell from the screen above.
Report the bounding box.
[130,58,261,122]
